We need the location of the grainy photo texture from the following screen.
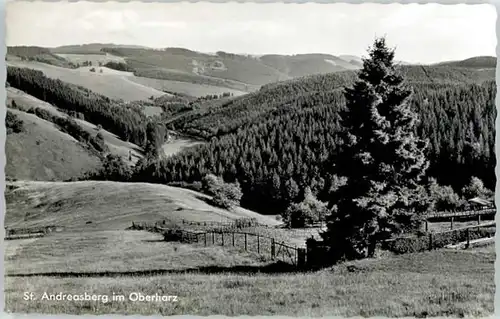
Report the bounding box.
[3,1,497,317]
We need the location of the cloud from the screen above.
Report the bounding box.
[5,2,495,63]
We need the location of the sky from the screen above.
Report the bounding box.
[6,2,497,64]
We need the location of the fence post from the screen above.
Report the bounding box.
[257,235,260,254]
[232,232,235,246]
[204,233,207,246]
[245,233,247,251]
[428,233,433,251]
[271,238,275,259]
[297,248,306,269]
[466,228,470,249]
[450,217,454,230]
[425,220,428,232]
[212,232,215,244]
[478,214,481,225]
[222,232,224,246]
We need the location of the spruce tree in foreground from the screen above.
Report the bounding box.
[321,38,430,262]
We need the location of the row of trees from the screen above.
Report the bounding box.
[7,67,167,158]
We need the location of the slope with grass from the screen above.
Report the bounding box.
[5,109,101,182]
[7,87,144,166]
[5,248,494,317]
[435,56,496,69]
[6,60,166,102]
[5,180,282,230]
[99,47,363,86]
[5,230,268,276]
[54,53,126,66]
[127,76,248,98]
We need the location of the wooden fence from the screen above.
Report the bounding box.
[130,221,305,267]
[425,208,496,220]
[381,221,496,254]
[4,225,63,240]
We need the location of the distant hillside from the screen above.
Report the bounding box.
[169,64,495,139]
[6,87,144,166]
[435,56,496,69]
[7,46,75,68]
[6,108,101,181]
[94,46,364,88]
[51,43,149,55]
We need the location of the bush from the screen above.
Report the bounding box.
[382,235,430,254]
[211,182,243,209]
[234,218,258,228]
[201,174,243,209]
[428,178,466,211]
[281,188,327,228]
[84,154,132,181]
[6,111,25,134]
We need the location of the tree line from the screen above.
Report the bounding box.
[131,79,495,216]
[7,66,166,157]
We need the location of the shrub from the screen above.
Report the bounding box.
[428,178,465,211]
[382,235,430,254]
[211,181,243,209]
[281,188,327,228]
[84,154,132,181]
[6,111,25,134]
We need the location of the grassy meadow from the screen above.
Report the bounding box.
[6,59,166,102]
[5,246,495,317]
[5,109,101,181]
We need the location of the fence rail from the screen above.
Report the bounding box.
[425,208,496,220]
[129,221,304,267]
[382,221,495,254]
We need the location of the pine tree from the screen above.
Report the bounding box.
[321,38,430,262]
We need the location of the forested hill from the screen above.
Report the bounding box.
[135,65,496,215]
[435,56,496,69]
[169,65,495,139]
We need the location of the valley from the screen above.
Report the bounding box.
[4,40,497,317]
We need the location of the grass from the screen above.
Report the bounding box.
[161,137,205,158]
[7,87,144,166]
[5,230,268,275]
[4,249,494,316]
[5,180,281,230]
[6,60,166,102]
[5,109,101,181]
[54,53,126,66]
[128,76,248,98]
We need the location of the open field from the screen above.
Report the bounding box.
[5,248,494,316]
[128,76,248,98]
[7,87,144,165]
[6,109,101,181]
[161,136,205,158]
[7,60,166,102]
[55,53,126,66]
[5,230,268,275]
[5,181,281,231]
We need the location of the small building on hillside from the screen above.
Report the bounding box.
[468,197,494,210]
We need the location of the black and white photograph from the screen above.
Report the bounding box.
[3,1,497,316]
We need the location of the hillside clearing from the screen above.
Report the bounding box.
[6,60,165,102]
[5,249,494,316]
[54,53,126,66]
[7,87,144,165]
[161,137,205,158]
[5,109,101,181]
[5,181,281,230]
[128,76,248,98]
